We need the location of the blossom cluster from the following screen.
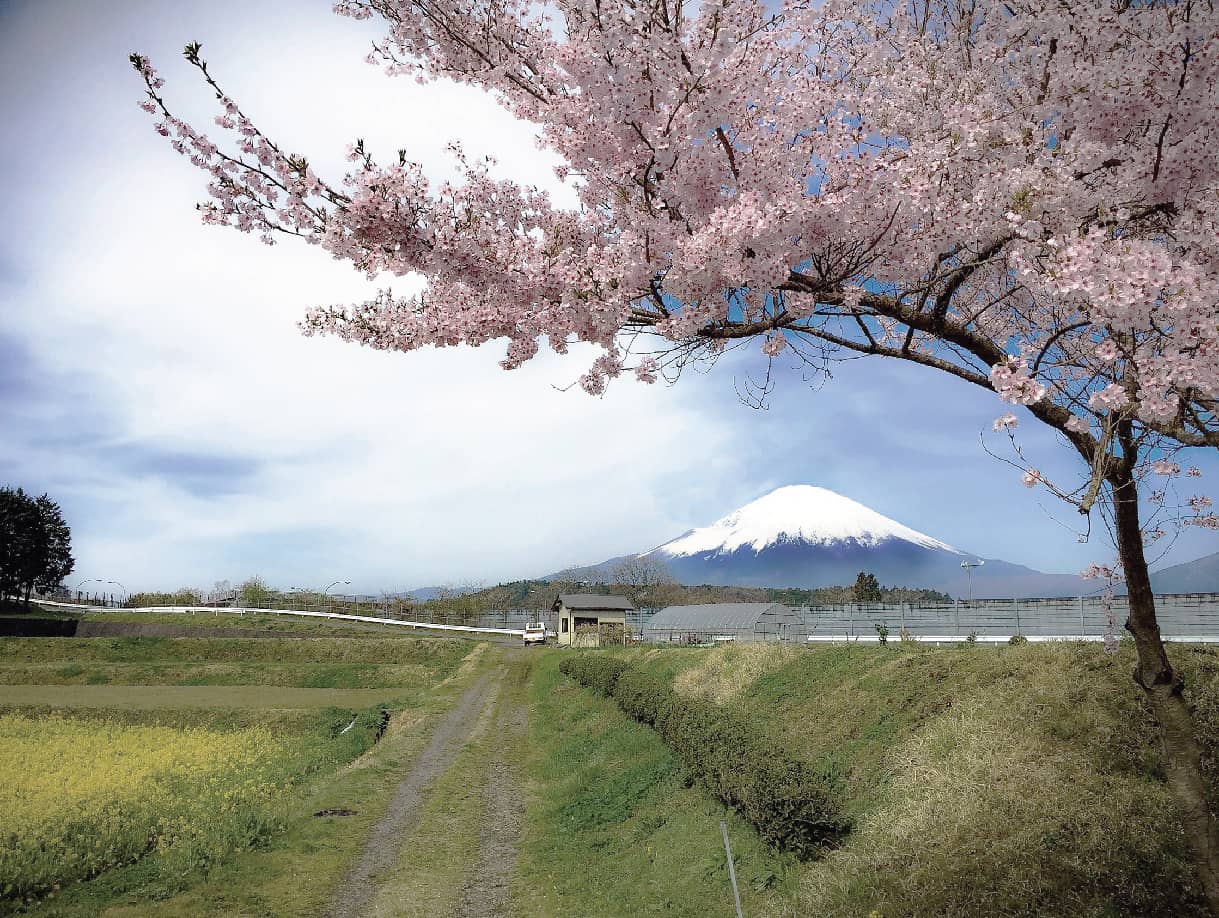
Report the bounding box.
[133,0,1219,455]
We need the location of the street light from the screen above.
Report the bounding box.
[323,580,351,614]
[74,579,102,605]
[106,581,128,607]
[961,559,985,604]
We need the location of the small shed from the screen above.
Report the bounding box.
[644,603,805,644]
[553,593,634,647]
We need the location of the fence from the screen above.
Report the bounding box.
[27,592,1219,644]
[628,594,1219,644]
[788,593,1219,642]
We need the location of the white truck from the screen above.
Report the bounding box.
[522,621,547,646]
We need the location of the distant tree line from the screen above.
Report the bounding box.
[111,568,951,620]
[0,487,74,605]
[441,563,952,612]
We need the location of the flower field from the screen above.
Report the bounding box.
[0,713,289,903]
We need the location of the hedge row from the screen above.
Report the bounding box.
[559,654,849,858]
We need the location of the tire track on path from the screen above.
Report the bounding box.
[327,665,503,918]
[454,653,531,918]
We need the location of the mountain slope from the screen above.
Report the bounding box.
[562,485,1092,598]
[651,485,958,557]
[1150,551,1219,594]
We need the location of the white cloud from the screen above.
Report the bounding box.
[4,0,1215,590]
[0,0,742,591]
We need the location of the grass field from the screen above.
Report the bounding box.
[560,641,1216,917]
[4,626,1219,916]
[0,635,470,665]
[77,611,473,640]
[0,685,416,709]
[0,630,486,916]
[512,651,793,917]
[0,713,288,902]
[0,636,472,697]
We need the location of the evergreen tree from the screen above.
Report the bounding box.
[33,495,74,599]
[0,487,74,604]
[852,572,882,603]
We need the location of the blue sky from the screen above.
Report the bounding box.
[2,0,1217,594]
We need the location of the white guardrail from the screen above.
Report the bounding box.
[29,599,526,637]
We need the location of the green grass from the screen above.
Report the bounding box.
[1,703,388,916]
[0,684,420,710]
[0,636,472,705]
[11,630,1217,917]
[73,610,458,638]
[0,661,443,689]
[512,652,793,917]
[0,635,493,915]
[16,648,496,918]
[601,641,1214,917]
[0,635,469,665]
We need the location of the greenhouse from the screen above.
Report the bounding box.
[643,603,805,644]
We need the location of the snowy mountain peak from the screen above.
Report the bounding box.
[650,485,960,558]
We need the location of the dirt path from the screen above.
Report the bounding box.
[454,655,531,918]
[326,667,503,918]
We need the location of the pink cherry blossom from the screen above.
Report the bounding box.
[761,332,787,357]
[1065,416,1090,435]
[1082,563,1116,581]
[1088,384,1129,413]
[131,7,1219,890]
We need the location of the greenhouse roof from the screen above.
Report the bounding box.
[646,602,791,631]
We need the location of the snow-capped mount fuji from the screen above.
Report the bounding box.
[651,485,959,559]
[565,484,1092,598]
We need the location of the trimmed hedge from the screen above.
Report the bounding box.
[559,654,849,858]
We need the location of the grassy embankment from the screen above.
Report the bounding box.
[517,641,1219,917]
[0,633,492,917]
[512,651,795,917]
[0,636,468,692]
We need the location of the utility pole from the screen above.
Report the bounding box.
[960,559,984,604]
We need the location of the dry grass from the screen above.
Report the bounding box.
[442,642,490,687]
[673,643,802,704]
[627,642,1211,917]
[792,686,1197,916]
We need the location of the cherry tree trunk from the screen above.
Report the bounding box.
[1112,468,1219,913]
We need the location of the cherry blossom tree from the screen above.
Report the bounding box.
[133,0,1219,903]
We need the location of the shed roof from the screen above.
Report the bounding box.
[555,593,635,612]
[646,602,791,631]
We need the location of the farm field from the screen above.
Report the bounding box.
[0,685,413,709]
[0,713,288,902]
[0,630,485,917]
[2,625,1219,916]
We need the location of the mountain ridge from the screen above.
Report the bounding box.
[542,484,1219,598]
[551,485,1081,598]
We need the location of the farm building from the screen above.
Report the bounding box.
[644,603,806,644]
[553,593,634,647]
